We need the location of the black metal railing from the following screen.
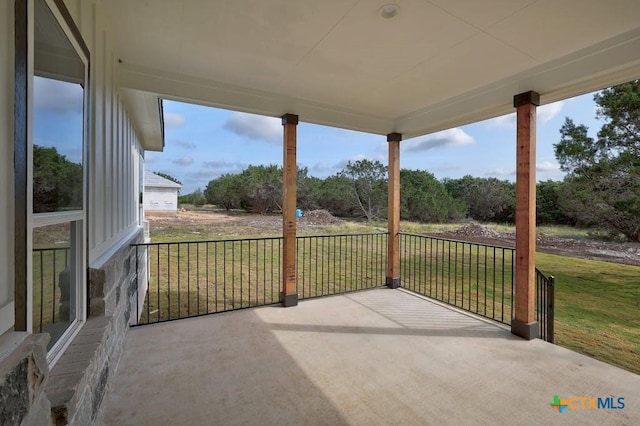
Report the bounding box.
[399,233,515,325]
[536,268,555,343]
[131,231,552,342]
[134,237,282,325]
[32,247,70,334]
[297,233,387,299]
[399,233,554,342]
[132,233,387,325]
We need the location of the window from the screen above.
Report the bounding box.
[18,0,89,362]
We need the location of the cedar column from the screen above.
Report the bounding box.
[281,114,299,307]
[386,133,402,288]
[512,91,539,339]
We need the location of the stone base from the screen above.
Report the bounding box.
[281,292,298,307]
[0,333,50,426]
[386,277,400,289]
[511,319,539,340]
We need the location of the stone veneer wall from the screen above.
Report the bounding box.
[45,227,146,425]
[0,334,51,426]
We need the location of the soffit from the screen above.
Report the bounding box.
[106,0,640,150]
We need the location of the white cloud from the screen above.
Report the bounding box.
[145,153,157,164]
[486,100,565,128]
[171,156,194,166]
[404,128,474,152]
[332,154,372,170]
[484,168,515,178]
[186,171,215,180]
[488,113,515,128]
[202,160,246,172]
[223,113,281,143]
[172,139,196,149]
[34,76,83,113]
[164,113,186,127]
[538,101,565,123]
[309,162,339,175]
[483,162,564,181]
[536,161,559,173]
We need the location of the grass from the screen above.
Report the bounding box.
[144,215,640,375]
[536,253,640,374]
[138,233,388,324]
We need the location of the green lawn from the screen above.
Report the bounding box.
[145,217,639,375]
[536,253,640,374]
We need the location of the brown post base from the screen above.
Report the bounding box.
[386,277,400,289]
[281,292,298,307]
[511,319,539,340]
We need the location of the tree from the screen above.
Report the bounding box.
[296,167,322,211]
[178,188,206,207]
[339,159,387,221]
[33,145,82,213]
[536,180,573,225]
[239,165,283,214]
[317,175,357,217]
[554,81,640,241]
[205,174,244,211]
[400,169,465,222]
[444,176,515,223]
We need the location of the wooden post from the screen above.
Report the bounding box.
[281,114,299,307]
[512,91,539,339]
[386,133,401,288]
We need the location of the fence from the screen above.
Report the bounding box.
[131,232,553,342]
[536,268,555,343]
[32,247,71,335]
[399,233,554,341]
[399,233,515,324]
[132,233,387,325]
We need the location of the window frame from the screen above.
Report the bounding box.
[15,0,90,365]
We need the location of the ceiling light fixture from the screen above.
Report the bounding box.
[378,4,400,20]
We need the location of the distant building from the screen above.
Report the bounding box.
[144,171,182,215]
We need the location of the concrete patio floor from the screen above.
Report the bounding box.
[100,288,639,425]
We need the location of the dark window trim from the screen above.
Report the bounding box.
[14,0,91,330]
[14,0,28,331]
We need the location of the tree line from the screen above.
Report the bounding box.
[179,80,639,242]
[180,161,573,225]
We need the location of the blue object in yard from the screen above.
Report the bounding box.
[295,208,303,218]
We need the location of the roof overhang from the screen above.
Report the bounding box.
[108,0,640,150]
[120,88,165,151]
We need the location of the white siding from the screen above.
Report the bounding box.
[64,0,145,264]
[144,188,179,213]
[0,0,14,334]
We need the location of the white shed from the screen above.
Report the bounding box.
[144,171,182,215]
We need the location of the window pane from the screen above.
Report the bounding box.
[33,0,84,213]
[33,223,76,349]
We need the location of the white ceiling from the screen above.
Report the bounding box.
[105,0,640,151]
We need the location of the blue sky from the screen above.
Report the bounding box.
[152,92,602,194]
[32,74,601,195]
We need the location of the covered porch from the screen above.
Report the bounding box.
[101,288,639,424]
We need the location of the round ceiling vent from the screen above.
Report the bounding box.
[378,4,400,20]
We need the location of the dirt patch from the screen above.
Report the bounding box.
[432,222,640,267]
[146,210,240,225]
[147,211,639,266]
[146,208,342,235]
[299,209,341,225]
[445,221,502,239]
